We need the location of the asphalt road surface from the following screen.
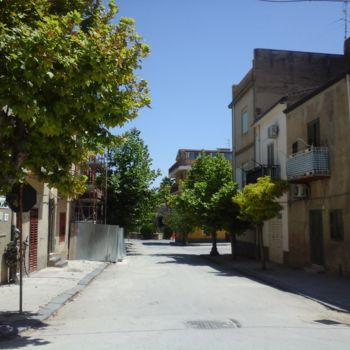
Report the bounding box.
[4,240,350,350]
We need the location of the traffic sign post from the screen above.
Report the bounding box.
[6,183,37,314]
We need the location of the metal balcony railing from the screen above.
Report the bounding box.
[286,147,329,182]
[245,165,281,184]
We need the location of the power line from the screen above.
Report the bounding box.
[259,0,350,40]
[260,1,349,2]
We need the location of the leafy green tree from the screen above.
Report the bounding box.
[157,177,175,206]
[106,128,160,232]
[179,154,233,255]
[154,177,175,235]
[163,200,196,245]
[210,182,251,259]
[233,176,288,269]
[0,0,150,195]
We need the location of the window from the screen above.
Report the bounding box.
[241,109,249,134]
[186,151,198,160]
[267,143,274,166]
[224,153,233,161]
[307,119,320,147]
[330,210,344,241]
[292,141,298,154]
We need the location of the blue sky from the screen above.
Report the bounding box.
[112,0,347,184]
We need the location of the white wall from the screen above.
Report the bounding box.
[254,102,289,263]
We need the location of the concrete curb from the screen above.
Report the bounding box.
[36,263,109,322]
[0,262,109,341]
[201,255,349,314]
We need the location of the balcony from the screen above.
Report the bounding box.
[168,159,191,177]
[246,165,281,184]
[286,147,329,183]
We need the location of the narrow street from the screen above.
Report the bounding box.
[5,240,350,350]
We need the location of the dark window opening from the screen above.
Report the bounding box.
[307,119,320,147]
[330,209,344,241]
[267,143,274,166]
[292,141,298,154]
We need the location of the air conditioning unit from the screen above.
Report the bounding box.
[293,184,308,199]
[268,124,279,138]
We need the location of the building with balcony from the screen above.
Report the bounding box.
[229,48,350,189]
[168,148,232,193]
[285,69,350,276]
[228,44,350,263]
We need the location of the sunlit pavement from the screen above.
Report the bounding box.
[3,239,350,350]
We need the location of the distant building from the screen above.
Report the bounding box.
[168,148,232,193]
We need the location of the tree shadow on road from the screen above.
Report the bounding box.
[142,241,171,246]
[151,252,350,313]
[0,311,51,348]
[125,242,142,256]
[151,252,244,272]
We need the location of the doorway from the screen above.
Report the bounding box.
[309,209,324,266]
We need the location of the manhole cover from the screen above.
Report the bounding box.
[186,319,241,329]
[314,319,348,326]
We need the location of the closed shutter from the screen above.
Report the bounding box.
[29,208,39,273]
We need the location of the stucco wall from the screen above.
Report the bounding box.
[254,103,289,264]
[286,77,350,275]
[254,49,350,118]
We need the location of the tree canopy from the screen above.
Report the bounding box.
[233,176,288,268]
[106,128,160,232]
[0,0,150,195]
[176,154,233,254]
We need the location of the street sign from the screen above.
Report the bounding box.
[6,183,37,212]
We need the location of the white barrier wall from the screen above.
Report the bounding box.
[69,223,125,262]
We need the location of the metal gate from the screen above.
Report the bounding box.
[29,208,39,273]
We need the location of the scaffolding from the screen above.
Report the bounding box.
[73,152,108,223]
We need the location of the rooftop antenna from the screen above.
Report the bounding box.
[259,0,350,40]
[343,0,348,39]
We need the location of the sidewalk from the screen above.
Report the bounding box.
[203,254,350,313]
[0,260,108,340]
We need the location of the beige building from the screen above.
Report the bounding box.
[229,47,350,258]
[285,72,350,276]
[0,178,71,284]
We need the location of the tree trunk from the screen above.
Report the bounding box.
[257,223,266,270]
[182,233,188,246]
[210,231,219,256]
[230,232,237,260]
